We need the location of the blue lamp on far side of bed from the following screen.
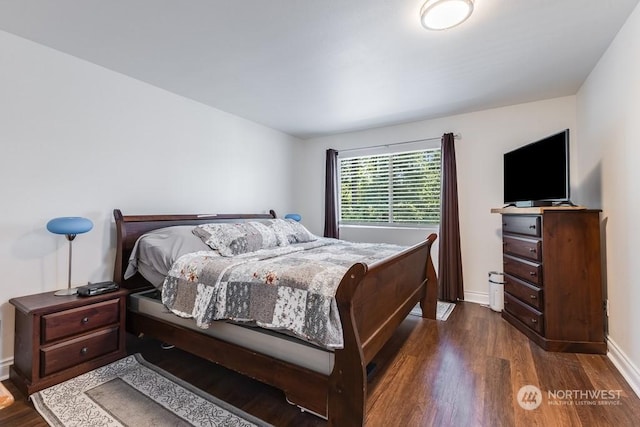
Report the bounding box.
[284,213,302,222]
[47,216,93,296]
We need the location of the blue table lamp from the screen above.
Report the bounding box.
[47,217,93,296]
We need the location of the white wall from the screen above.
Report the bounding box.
[0,30,299,377]
[576,2,640,396]
[295,96,577,304]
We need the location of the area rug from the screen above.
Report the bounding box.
[410,301,456,321]
[31,354,271,427]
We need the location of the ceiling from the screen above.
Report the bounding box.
[0,0,637,139]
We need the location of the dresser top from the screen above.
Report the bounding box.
[490,206,594,214]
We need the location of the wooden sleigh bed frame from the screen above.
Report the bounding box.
[113,209,438,426]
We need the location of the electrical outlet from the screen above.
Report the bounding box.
[604,299,610,317]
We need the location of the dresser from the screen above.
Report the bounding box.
[493,207,606,354]
[9,289,128,396]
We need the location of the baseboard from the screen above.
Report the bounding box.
[0,357,12,381]
[607,336,640,399]
[463,290,489,306]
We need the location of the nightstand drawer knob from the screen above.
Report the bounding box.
[531,319,538,324]
[530,295,537,300]
[80,347,88,355]
[81,317,89,324]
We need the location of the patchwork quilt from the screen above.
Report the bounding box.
[161,238,407,349]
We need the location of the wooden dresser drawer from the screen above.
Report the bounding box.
[42,299,120,344]
[504,273,543,310]
[40,327,119,377]
[503,255,542,285]
[504,293,544,334]
[502,215,541,237]
[503,235,542,261]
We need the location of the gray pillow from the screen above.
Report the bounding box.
[125,226,215,287]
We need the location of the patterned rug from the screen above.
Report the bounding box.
[410,301,456,321]
[31,354,271,427]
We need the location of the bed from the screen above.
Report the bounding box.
[113,209,438,426]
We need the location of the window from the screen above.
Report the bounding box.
[339,148,441,225]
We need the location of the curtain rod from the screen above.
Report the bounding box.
[338,133,461,154]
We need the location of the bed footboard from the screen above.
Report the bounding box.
[329,234,438,426]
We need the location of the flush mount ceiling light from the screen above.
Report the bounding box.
[420,0,474,30]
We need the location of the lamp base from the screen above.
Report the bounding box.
[54,287,78,296]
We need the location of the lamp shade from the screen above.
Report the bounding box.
[284,213,302,222]
[46,217,93,235]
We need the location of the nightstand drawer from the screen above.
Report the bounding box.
[504,293,544,334]
[503,255,542,285]
[42,299,120,344]
[504,273,543,310]
[40,327,119,377]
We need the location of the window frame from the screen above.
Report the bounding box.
[338,145,442,228]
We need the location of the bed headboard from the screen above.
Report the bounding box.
[113,208,277,290]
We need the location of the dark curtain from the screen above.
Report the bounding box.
[438,133,464,302]
[324,149,340,238]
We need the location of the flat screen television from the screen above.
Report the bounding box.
[503,129,570,207]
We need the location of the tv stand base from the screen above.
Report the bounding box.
[514,200,553,207]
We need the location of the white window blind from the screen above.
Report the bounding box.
[340,148,441,225]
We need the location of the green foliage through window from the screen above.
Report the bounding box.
[340,149,441,225]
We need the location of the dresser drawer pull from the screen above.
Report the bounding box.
[81,317,89,324]
[529,272,537,276]
[531,319,538,324]
[80,347,88,355]
[529,225,536,229]
[528,248,536,253]
[530,295,537,300]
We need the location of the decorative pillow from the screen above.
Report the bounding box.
[267,218,317,244]
[193,221,281,256]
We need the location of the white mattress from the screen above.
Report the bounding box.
[129,290,335,375]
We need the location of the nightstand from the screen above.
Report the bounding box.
[9,288,128,396]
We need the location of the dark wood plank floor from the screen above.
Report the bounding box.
[2,302,639,426]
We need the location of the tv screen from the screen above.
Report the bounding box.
[503,129,570,206]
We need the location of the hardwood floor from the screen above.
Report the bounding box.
[2,302,639,426]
